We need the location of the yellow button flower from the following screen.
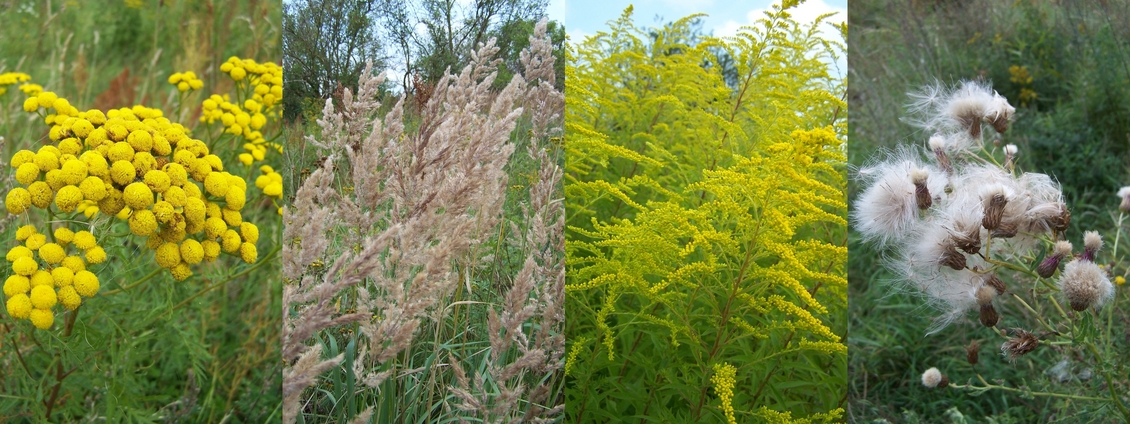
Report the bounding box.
[26,233,47,250]
[123,182,154,210]
[240,242,257,264]
[73,231,97,250]
[29,308,54,329]
[202,240,221,262]
[6,294,33,319]
[55,185,83,212]
[3,275,30,297]
[6,246,33,262]
[15,162,40,185]
[30,285,57,309]
[62,256,86,272]
[129,209,158,236]
[85,246,107,264]
[58,285,82,310]
[6,187,32,214]
[170,262,193,281]
[38,243,66,264]
[240,222,259,244]
[52,267,74,287]
[222,229,241,252]
[73,270,99,297]
[155,243,181,269]
[28,181,53,209]
[30,270,53,288]
[54,227,75,245]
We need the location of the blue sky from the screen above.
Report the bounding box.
[549,0,845,45]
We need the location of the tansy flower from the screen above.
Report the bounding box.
[38,243,65,264]
[13,256,38,276]
[58,286,81,310]
[52,267,74,286]
[6,294,33,319]
[240,242,257,264]
[3,275,30,297]
[73,271,99,297]
[85,246,107,264]
[29,285,57,309]
[6,188,32,214]
[29,308,54,329]
[180,239,204,264]
[6,245,34,261]
[73,231,97,250]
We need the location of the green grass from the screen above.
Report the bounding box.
[848,1,1130,421]
[0,0,282,421]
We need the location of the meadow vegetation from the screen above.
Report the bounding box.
[0,0,282,421]
[565,3,848,422]
[849,1,1130,421]
[280,21,564,424]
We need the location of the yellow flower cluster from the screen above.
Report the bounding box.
[11,91,261,281]
[711,362,737,424]
[4,225,102,330]
[0,72,32,96]
[219,56,283,111]
[255,165,284,213]
[167,71,204,92]
[200,94,282,167]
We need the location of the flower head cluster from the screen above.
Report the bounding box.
[218,56,283,111]
[711,362,737,424]
[199,95,281,167]
[167,71,205,92]
[255,165,284,214]
[854,81,1073,333]
[10,92,261,281]
[4,225,102,330]
[0,72,33,96]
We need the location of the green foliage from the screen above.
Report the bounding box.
[565,4,847,422]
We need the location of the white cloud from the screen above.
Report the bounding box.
[548,0,567,21]
[714,0,845,41]
[568,28,593,44]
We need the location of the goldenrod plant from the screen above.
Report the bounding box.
[853,80,1130,421]
[565,3,847,422]
[0,2,282,418]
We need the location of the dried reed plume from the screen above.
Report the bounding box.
[282,20,563,423]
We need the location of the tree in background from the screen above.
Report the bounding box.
[282,0,386,122]
[283,0,560,123]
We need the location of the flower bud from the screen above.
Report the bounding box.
[1118,187,1130,213]
[911,169,932,210]
[929,135,953,175]
[981,186,1008,231]
[979,303,1000,327]
[1036,241,1072,278]
[1082,231,1102,262]
[939,239,967,271]
[966,340,980,366]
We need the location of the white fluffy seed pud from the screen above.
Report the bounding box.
[921,367,943,388]
[1058,259,1114,311]
[853,150,948,247]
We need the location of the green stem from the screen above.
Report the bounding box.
[948,374,1109,402]
[1083,340,1130,420]
[1008,293,1057,335]
[163,246,278,317]
[100,267,162,296]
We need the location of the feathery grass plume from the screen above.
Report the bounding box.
[566,3,847,421]
[283,19,563,423]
